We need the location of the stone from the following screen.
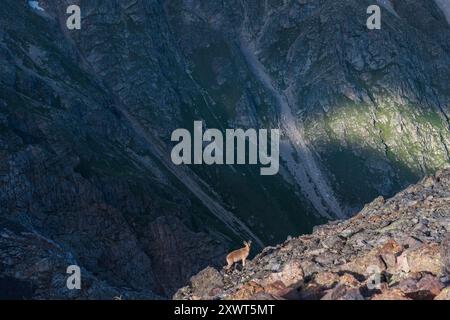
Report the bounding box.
[230,281,264,300]
[434,287,450,300]
[321,284,364,300]
[262,261,304,288]
[248,292,284,300]
[190,267,224,298]
[314,272,340,288]
[338,273,360,288]
[406,244,442,276]
[371,289,411,300]
[395,274,444,300]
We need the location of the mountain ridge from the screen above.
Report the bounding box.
[1,0,450,298]
[175,168,450,300]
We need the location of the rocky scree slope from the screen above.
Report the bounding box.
[175,169,450,300]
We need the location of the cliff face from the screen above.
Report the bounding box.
[0,0,449,299]
[1,0,229,298]
[0,217,162,299]
[165,0,450,215]
[175,169,450,300]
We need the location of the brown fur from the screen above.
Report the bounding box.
[226,241,251,271]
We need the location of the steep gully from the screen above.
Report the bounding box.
[53,20,265,248]
[238,36,345,219]
[53,0,359,250]
[117,106,265,249]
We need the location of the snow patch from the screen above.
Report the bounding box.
[28,1,45,11]
[434,0,450,26]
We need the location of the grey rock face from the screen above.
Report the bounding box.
[169,0,450,211]
[1,0,450,299]
[0,218,160,299]
[1,0,227,297]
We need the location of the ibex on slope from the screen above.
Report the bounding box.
[226,240,252,271]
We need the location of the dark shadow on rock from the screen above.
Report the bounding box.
[0,277,35,300]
